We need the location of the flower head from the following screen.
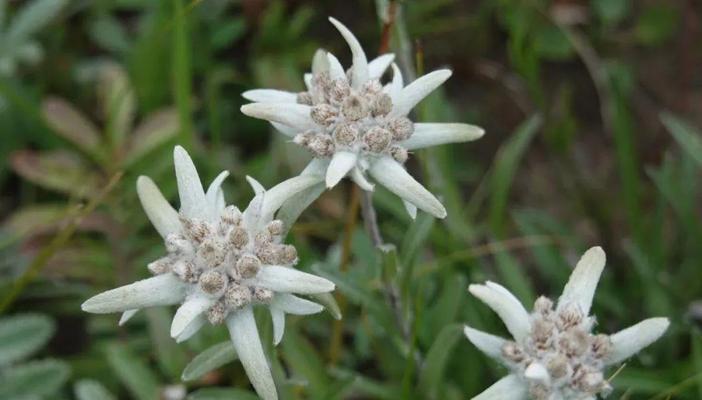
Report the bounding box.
[82,146,335,400]
[464,247,669,400]
[241,17,484,219]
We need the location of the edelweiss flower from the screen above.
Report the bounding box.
[464,247,669,400]
[241,17,484,219]
[81,146,335,400]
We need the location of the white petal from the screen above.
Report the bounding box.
[311,49,329,75]
[176,314,206,343]
[276,159,327,232]
[243,192,264,231]
[226,308,278,400]
[240,103,316,132]
[171,296,214,338]
[606,317,670,366]
[326,151,357,188]
[464,325,507,361]
[350,167,374,191]
[558,246,606,315]
[368,54,395,79]
[392,69,452,117]
[328,17,368,88]
[174,145,208,220]
[468,283,531,342]
[472,374,528,400]
[246,176,266,195]
[368,156,446,218]
[270,306,285,346]
[249,266,335,294]
[271,122,298,137]
[403,200,417,219]
[119,309,139,326]
[386,63,404,100]
[304,73,313,90]
[273,293,324,315]
[401,123,485,150]
[242,89,297,103]
[262,174,326,221]
[524,362,550,384]
[136,176,180,238]
[205,171,229,219]
[326,53,346,81]
[81,274,186,313]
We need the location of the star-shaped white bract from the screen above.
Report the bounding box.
[240,17,484,219]
[464,247,670,400]
[81,146,335,400]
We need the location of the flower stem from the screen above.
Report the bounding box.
[359,190,385,247]
[328,185,360,365]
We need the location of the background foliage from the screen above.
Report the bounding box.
[0,0,701,399]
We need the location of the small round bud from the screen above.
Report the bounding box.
[182,217,211,244]
[558,304,584,330]
[197,239,225,266]
[332,123,359,146]
[267,220,285,236]
[363,126,392,153]
[546,354,569,379]
[173,260,198,283]
[591,334,612,359]
[370,93,393,117]
[387,117,414,141]
[297,91,313,105]
[389,145,408,163]
[252,287,274,303]
[501,342,526,363]
[578,371,605,393]
[256,244,279,265]
[221,205,242,226]
[207,301,227,324]
[225,284,252,309]
[528,384,550,400]
[559,328,589,357]
[311,104,338,126]
[531,319,555,343]
[312,72,331,90]
[236,254,261,279]
[279,245,298,265]
[148,257,172,275]
[534,296,554,315]
[308,135,335,157]
[362,80,383,95]
[255,231,272,245]
[293,132,314,146]
[329,79,350,102]
[165,233,191,254]
[199,270,227,295]
[228,227,249,249]
[341,95,368,121]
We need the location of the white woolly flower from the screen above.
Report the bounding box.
[81,146,335,400]
[240,17,484,219]
[464,247,669,400]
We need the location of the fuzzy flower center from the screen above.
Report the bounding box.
[501,296,613,399]
[147,206,298,324]
[295,72,413,163]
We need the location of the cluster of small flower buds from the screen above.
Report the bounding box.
[501,296,614,399]
[294,72,412,163]
[147,206,298,325]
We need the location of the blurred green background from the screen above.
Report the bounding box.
[0,0,701,399]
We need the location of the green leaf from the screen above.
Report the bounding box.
[488,115,542,236]
[0,359,70,398]
[181,341,237,382]
[417,324,464,399]
[7,0,67,43]
[74,379,116,400]
[533,26,573,61]
[591,0,629,25]
[146,308,187,380]
[98,64,136,146]
[123,108,179,167]
[9,150,100,197]
[41,97,102,159]
[88,16,131,54]
[661,112,702,168]
[210,18,246,50]
[186,388,258,400]
[635,5,679,46]
[309,292,342,320]
[0,313,55,366]
[105,343,160,400]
